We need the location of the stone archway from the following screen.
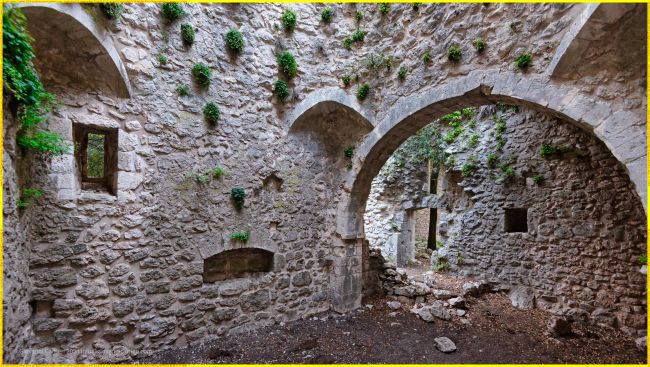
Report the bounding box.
[335,70,646,241]
[14,3,132,97]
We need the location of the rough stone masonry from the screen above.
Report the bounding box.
[2,2,646,364]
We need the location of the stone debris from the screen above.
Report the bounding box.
[448,297,466,309]
[509,287,535,310]
[410,302,451,322]
[386,301,402,310]
[434,337,457,353]
[547,317,572,337]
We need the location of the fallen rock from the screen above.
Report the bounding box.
[448,297,466,309]
[411,305,434,322]
[509,286,535,310]
[434,337,457,353]
[635,336,646,351]
[432,289,454,300]
[456,309,466,317]
[547,317,572,337]
[386,301,401,310]
[461,280,491,297]
[411,302,451,322]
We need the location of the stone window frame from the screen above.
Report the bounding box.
[72,124,118,195]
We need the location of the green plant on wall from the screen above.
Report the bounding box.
[515,52,532,70]
[422,51,432,64]
[412,3,422,11]
[212,166,225,179]
[398,67,406,81]
[195,174,210,184]
[341,75,352,87]
[461,155,477,176]
[192,63,212,87]
[447,44,462,62]
[100,3,123,20]
[274,80,290,101]
[532,174,543,185]
[3,7,70,155]
[356,83,370,101]
[486,152,498,168]
[321,6,333,23]
[473,37,486,54]
[161,3,185,22]
[379,3,390,15]
[203,102,220,124]
[355,10,364,22]
[468,133,480,148]
[231,230,250,242]
[231,187,246,209]
[351,30,366,42]
[540,143,568,158]
[157,54,168,65]
[277,51,298,79]
[281,9,297,32]
[344,146,354,158]
[176,84,189,96]
[16,187,43,209]
[638,254,647,265]
[226,29,244,53]
[181,23,195,45]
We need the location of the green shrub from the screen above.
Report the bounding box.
[444,126,464,144]
[462,107,476,118]
[277,51,298,79]
[446,155,456,166]
[157,54,168,65]
[355,10,364,22]
[391,223,399,232]
[231,187,246,209]
[447,44,462,62]
[274,80,290,101]
[344,146,354,158]
[500,163,515,178]
[192,63,211,87]
[412,3,421,11]
[468,133,480,147]
[357,83,370,101]
[515,52,532,70]
[161,3,185,22]
[230,230,250,242]
[203,102,220,124]
[100,3,123,20]
[281,9,297,32]
[422,51,432,64]
[398,67,406,80]
[176,84,190,96]
[487,152,498,168]
[532,174,543,185]
[473,37,486,54]
[321,6,333,23]
[17,131,70,155]
[212,166,225,179]
[495,119,506,133]
[384,55,394,70]
[341,75,352,87]
[379,3,390,15]
[638,254,647,265]
[226,29,244,53]
[181,23,195,45]
[351,30,365,42]
[434,256,450,272]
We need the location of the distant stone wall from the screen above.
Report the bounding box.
[364,104,647,336]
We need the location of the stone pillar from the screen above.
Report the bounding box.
[329,238,363,312]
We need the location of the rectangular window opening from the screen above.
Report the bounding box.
[73,124,118,195]
[504,208,528,233]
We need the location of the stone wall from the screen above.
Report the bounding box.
[364,104,647,336]
[2,2,646,363]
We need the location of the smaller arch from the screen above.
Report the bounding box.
[286,87,375,133]
[15,3,132,97]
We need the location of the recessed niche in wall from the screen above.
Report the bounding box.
[73,124,118,195]
[504,208,528,233]
[203,248,274,282]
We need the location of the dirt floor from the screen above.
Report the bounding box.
[137,271,646,364]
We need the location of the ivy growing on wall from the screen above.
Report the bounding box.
[3,7,69,155]
[100,3,123,20]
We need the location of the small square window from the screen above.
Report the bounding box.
[73,125,118,195]
[504,208,528,233]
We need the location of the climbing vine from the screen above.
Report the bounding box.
[3,7,69,155]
